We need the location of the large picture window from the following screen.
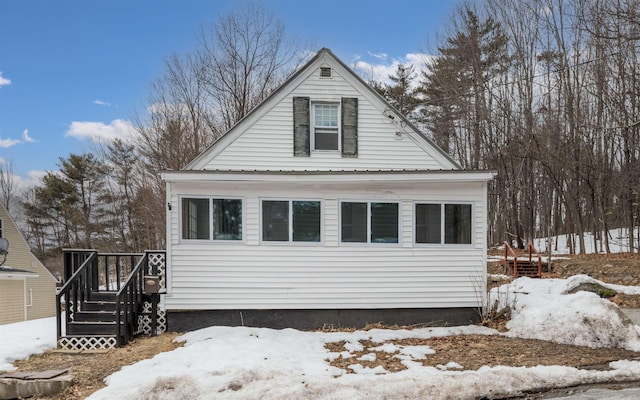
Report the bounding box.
[415,203,472,245]
[181,197,242,241]
[262,200,321,242]
[341,201,399,244]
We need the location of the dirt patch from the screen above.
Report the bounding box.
[326,334,640,374]
[9,333,184,400]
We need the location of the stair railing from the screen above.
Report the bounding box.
[527,241,543,278]
[56,250,98,341]
[115,253,147,346]
[503,241,519,277]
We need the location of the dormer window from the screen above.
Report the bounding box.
[312,103,339,151]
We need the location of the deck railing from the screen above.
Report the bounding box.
[56,250,98,340]
[115,253,147,346]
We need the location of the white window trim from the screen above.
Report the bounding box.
[413,201,475,247]
[260,198,324,245]
[339,200,401,246]
[311,101,341,152]
[178,195,245,243]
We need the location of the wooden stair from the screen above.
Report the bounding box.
[503,241,543,278]
[57,250,166,350]
[67,292,122,337]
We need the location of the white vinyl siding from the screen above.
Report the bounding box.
[201,67,450,171]
[165,180,487,310]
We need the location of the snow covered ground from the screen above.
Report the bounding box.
[2,275,640,399]
[532,227,639,254]
[0,317,57,371]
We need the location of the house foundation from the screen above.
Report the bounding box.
[167,308,480,332]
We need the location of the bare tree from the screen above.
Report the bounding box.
[197,1,305,131]
[0,159,16,212]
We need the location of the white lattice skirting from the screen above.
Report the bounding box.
[58,336,118,350]
[136,301,167,335]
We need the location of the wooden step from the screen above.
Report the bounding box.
[89,291,118,301]
[504,260,541,278]
[73,310,118,322]
[81,301,117,312]
[67,321,122,336]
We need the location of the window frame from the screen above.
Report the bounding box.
[260,198,323,244]
[179,195,244,243]
[413,201,474,246]
[311,101,341,152]
[339,200,401,245]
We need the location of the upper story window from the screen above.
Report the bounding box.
[181,197,243,241]
[341,201,399,244]
[293,96,358,158]
[415,203,472,245]
[312,103,339,151]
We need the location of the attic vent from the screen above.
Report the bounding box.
[320,67,332,78]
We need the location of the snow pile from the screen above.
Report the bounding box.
[0,317,57,371]
[490,275,640,350]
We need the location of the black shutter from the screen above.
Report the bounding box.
[293,97,310,157]
[341,97,358,157]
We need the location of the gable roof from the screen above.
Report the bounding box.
[0,202,57,282]
[184,47,461,171]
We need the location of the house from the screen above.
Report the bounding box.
[0,202,57,325]
[161,48,496,331]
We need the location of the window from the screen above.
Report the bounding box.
[415,203,472,245]
[293,97,357,157]
[262,200,321,242]
[181,197,242,241]
[341,201,399,244]
[182,198,209,240]
[0,219,3,238]
[415,204,441,244]
[312,103,339,151]
[445,204,472,244]
[212,199,243,240]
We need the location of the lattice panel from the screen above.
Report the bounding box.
[147,252,166,290]
[58,336,117,350]
[135,301,167,336]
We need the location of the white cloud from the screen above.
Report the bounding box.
[0,138,20,148]
[9,170,48,195]
[0,72,11,88]
[22,129,36,143]
[353,52,434,89]
[368,51,388,61]
[93,100,112,107]
[65,119,137,144]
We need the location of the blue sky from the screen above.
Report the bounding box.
[0,0,456,188]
